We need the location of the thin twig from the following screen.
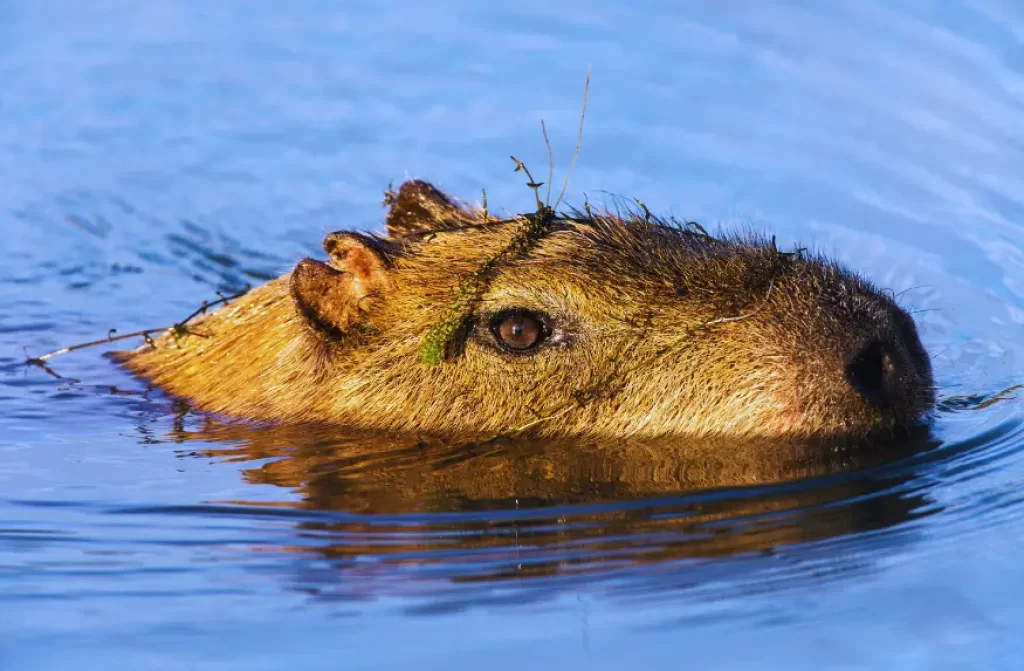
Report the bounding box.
[893,285,930,302]
[705,277,777,326]
[553,67,591,212]
[705,239,785,326]
[633,198,653,223]
[21,347,78,382]
[541,119,554,207]
[25,286,250,365]
[505,405,576,436]
[975,384,1023,409]
[27,328,168,363]
[510,156,546,213]
[939,384,1023,411]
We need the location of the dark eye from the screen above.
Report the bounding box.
[490,309,547,353]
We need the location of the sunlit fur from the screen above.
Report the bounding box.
[123,180,934,438]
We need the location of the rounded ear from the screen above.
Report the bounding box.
[290,232,391,337]
[385,179,467,237]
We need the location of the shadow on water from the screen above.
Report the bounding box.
[144,411,945,607]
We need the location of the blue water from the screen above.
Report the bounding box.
[3,1,1024,668]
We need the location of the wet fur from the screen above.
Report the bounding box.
[123,180,934,438]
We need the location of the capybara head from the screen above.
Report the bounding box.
[123,179,935,439]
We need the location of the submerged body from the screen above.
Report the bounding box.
[123,180,934,438]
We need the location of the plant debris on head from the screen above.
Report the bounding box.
[419,70,594,366]
[419,157,559,365]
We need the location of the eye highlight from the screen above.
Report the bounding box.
[489,309,547,353]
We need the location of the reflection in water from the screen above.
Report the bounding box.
[162,416,939,598]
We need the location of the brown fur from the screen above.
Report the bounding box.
[122,180,934,438]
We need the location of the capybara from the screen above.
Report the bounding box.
[121,180,934,438]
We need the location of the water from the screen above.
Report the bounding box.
[3,1,1024,668]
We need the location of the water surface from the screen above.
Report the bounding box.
[3,1,1024,669]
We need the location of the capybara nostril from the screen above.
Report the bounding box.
[845,339,896,408]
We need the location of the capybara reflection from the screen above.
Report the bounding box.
[180,422,932,577]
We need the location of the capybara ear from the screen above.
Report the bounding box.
[385,179,466,237]
[290,232,391,336]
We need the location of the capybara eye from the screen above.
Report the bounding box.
[490,309,546,353]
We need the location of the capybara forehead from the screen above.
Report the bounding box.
[392,213,865,310]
